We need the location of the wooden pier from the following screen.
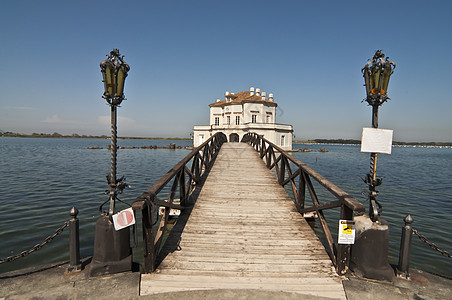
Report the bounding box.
[140,143,347,299]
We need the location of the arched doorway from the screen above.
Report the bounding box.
[229,133,239,142]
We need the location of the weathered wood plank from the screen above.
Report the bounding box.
[160,247,329,256]
[162,252,330,260]
[158,261,335,273]
[141,143,346,299]
[141,274,344,297]
[152,268,338,278]
[159,257,334,266]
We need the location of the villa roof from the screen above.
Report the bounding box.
[209,91,277,107]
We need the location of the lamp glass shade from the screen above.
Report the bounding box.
[370,64,381,95]
[380,62,392,95]
[363,68,372,97]
[101,60,110,98]
[116,65,127,97]
[105,63,115,97]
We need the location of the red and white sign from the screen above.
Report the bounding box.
[112,207,136,231]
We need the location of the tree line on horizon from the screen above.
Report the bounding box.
[0,131,190,140]
[294,138,452,147]
[1,131,451,146]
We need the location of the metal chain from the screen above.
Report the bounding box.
[0,221,69,264]
[412,228,452,258]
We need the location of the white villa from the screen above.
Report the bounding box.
[193,87,293,150]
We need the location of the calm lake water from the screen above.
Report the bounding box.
[1,137,451,278]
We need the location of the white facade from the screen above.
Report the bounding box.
[193,87,293,150]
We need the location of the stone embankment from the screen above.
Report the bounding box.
[1,260,451,300]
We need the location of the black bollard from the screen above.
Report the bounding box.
[350,215,394,281]
[89,214,132,276]
[397,214,413,279]
[68,206,82,272]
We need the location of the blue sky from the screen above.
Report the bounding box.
[1,0,451,142]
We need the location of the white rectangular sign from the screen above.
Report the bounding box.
[338,220,356,245]
[361,128,393,154]
[112,207,136,231]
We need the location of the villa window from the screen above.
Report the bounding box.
[215,117,220,126]
[227,116,230,125]
[281,135,285,146]
[235,116,240,125]
[252,114,257,123]
[266,114,271,123]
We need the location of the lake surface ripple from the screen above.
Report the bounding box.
[1,138,451,278]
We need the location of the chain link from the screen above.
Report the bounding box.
[0,221,70,264]
[412,228,452,258]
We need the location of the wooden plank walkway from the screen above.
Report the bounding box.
[141,143,346,299]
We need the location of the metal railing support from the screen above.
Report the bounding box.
[68,206,82,272]
[397,214,413,278]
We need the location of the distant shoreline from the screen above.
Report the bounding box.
[1,132,451,147]
[0,132,191,141]
[294,139,452,147]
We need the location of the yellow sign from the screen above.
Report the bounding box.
[342,225,353,234]
[338,220,356,244]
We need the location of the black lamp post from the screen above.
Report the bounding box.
[100,49,130,216]
[362,50,396,222]
[90,49,132,276]
[349,51,396,282]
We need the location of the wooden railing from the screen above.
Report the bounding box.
[241,132,365,275]
[132,132,227,273]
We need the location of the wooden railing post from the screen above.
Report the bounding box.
[204,145,210,166]
[279,154,286,185]
[266,147,272,168]
[191,153,199,182]
[304,172,337,264]
[255,134,261,151]
[142,201,156,273]
[297,170,306,210]
[260,139,264,158]
[179,168,187,206]
[336,204,354,275]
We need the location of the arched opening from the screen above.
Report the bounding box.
[229,133,239,143]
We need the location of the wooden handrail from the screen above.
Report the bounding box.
[242,132,364,275]
[132,132,227,273]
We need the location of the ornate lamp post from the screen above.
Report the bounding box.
[349,50,396,282]
[361,50,396,222]
[100,49,130,216]
[90,49,132,276]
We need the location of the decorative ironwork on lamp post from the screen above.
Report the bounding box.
[361,50,396,222]
[90,49,132,277]
[99,49,130,216]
